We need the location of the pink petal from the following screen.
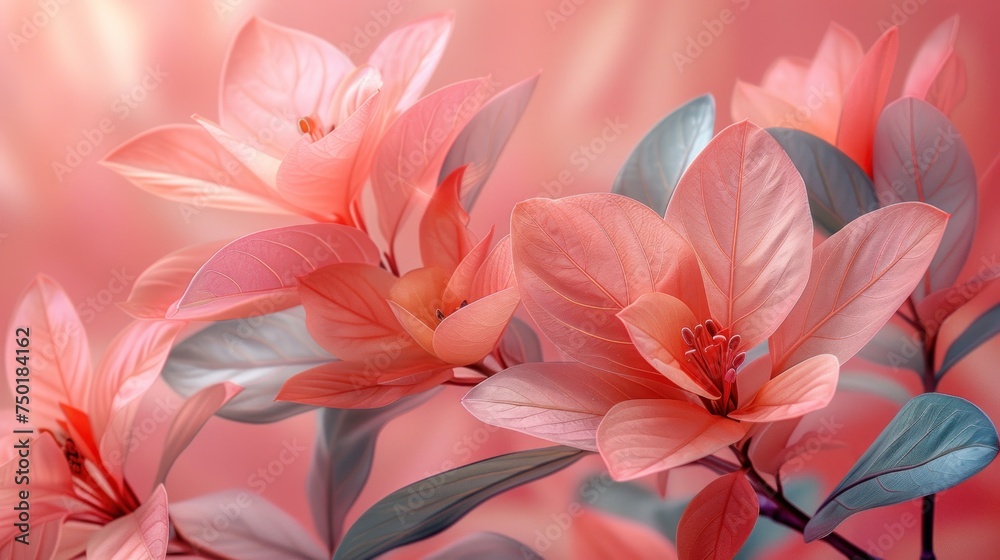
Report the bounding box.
[219,17,354,156]
[800,23,864,138]
[277,360,450,408]
[170,223,380,321]
[665,121,813,349]
[573,509,678,560]
[836,27,899,174]
[327,64,384,125]
[513,194,705,380]
[388,300,437,356]
[433,287,521,364]
[730,354,839,423]
[676,471,758,560]
[419,166,477,272]
[618,292,721,400]
[760,57,809,101]
[769,203,947,370]
[86,485,169,560]
[903,16,966,115]
[194,115,282,188]
[101,124,286,214]
[597,399,745,480]
[6,275,91,431]
[463,362,684,451]
[730,80,802,131]
[388,266,450,345]
[154,382,243,487]
[747,418,803,476]
[368,12,454,113]
[299,263,424,362]
[119,239,230,319]
[469,234,514,300]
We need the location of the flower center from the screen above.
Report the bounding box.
[56,434,139,522]
[680,319,746,413]
[297,116,327,142]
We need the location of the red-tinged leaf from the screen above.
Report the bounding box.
[730,354,839,423]
[934,274,1000,374]
[6,275,91,431]
[101,125,288,215]
[903,16,966,115]
[440,73,540,208]
[445,230,495,308]
[119,239,230,319]
[665,120,813,350]
[86,485,170,560]
[434,287,520,364]
[470,234,514,299]
[420,166,477,272]
[597,399,746,481]
[836,27,898,174]
[512,193,706,380]
[463,362,684,451]
[219,17,353,156]
[277,361,450,408]
[769,203,948,370]
[676,471,758,560]
[368,12,454,114]
[573,509,678,560]
[873,98,976,301]
[958,156,1000,286]
[371,78,490,249]
[170,223,380,321]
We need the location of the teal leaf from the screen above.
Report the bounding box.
[936,303,1000,379]
[612,94,714,215]
[767,128,878,235]
[425,532,542,559]
[333,446,587,560]
[805,393,999,541]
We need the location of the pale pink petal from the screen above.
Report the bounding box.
[802,23,864,138]
[760,57,809,100]
[469,234,514,300]
[836,27,899,174]
[618,292,721,400]
[194,114,282,188]
[170,223,380,321]
[730,80,802,130]
[368,12,454,113]
[0,516,66,560]
[433,287,521,364]
[219,17,354,156]
[676,471,758,560]
[153,383,243,487]
[419,166,476,272]
[327,64,384,125]
[388,300,437,355]
[119,239,230,319]
[597,399,745,480]
[903,16,965,115]
[277,361,450,408]
[388,266,450,340]
[747,418,803,476]
[101,125,287,214]
[730,354,839,423]
[6,275,91,431]
[769,203,947,370]
[86,485,169,560]
[463,362,684,451]
[665,121,813,349]
[573,509,678,560]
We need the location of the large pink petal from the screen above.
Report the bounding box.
[513,194,705,380]
[597,399,745,480]
[119,239,230,319]
[618,292,721,400]
[419,166,476,272]
[836,27,899,174]
[367,12,454,114]
[769,203,948,370]
[469,234,514,300]
[676,471,758,560]
[101,125,286,214]
[219,17,354,156]
[730,80,803,131]
[433,287,521,364]
[299,263,425,362]
[463,362,684,451]
[801,23,864,139]
[903,16,966,115]
[573,509,678,560]
[170,224,380,321]
[6,275,91,431]
[153,382,243,487]
[86,485,169,560]
[194,115,282,189]
[730,354,839,423]
[665,121,813,349]
[277,360,450,408]
[760,57,809,101]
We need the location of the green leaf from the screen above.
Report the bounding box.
[937,303,1000,379]
[612,94,714,215]
[767,128,878,235]
[805,393,999,541]
[333,446,587,560]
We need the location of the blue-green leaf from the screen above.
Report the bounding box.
[805,393,999,541]
[333,446,587,560]
[425,532,542,559]
[937,303,1000,379]
[162,307,330,423]
[767,128,878,235]
[612,94,714,215]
